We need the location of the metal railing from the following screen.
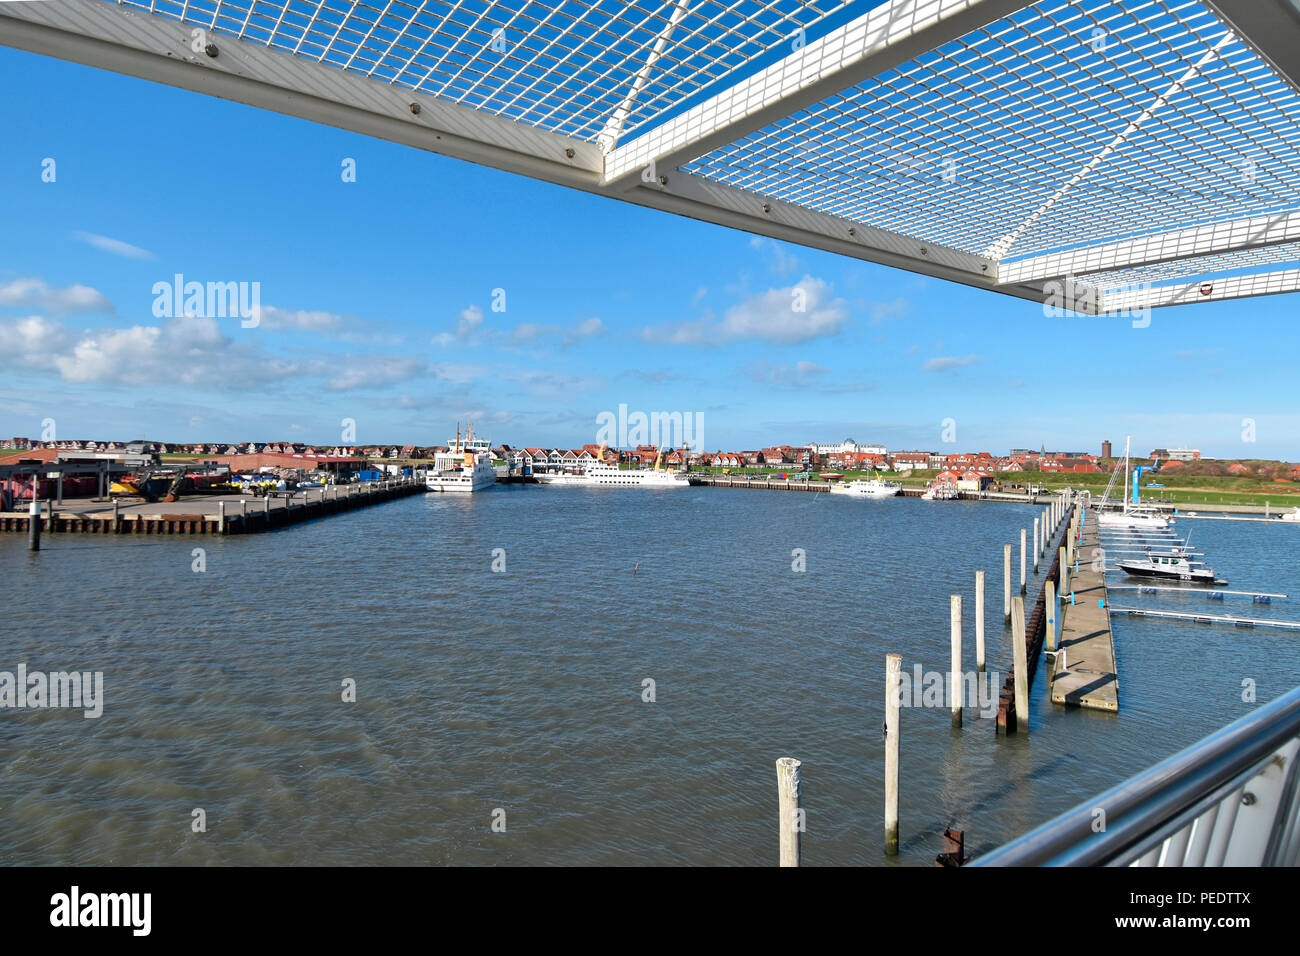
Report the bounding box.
[975,686,1300,866]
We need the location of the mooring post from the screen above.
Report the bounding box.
[28,499,41,551]
[112,498,120,533]
[885,654,901,856]
[46,498,54,532]
[776,757,802,867]
[1003,545,1011,622]
[1059,545,1068,597]
[218,501,226,535]
[1012,596,1028,732]
[1033,517,1040,572]
[975,570,986,672]
[951,594,963,728]
[1020,528,1027,593]
[1045,580,1057,651]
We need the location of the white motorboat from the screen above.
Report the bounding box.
[921,482,959,500]
[831,475,901,498]
[1281,507,1300,522]
[426,425,497,493]
[1118,552,1224,586]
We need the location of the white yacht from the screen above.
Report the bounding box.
[426,426,497,493]
[1097,435,1172,530]
[830,475,901,498]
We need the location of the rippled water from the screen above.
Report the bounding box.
[2,488,1297,865]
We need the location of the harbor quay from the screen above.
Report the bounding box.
[0,478,421,536]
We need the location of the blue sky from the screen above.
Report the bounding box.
[1,45,1297,460]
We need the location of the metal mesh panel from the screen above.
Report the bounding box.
[1085,239,1300,290]
[682,0,1300,263]
[116,0,850,143]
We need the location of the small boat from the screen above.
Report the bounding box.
[921,481,959,500]
[1118,552,1224,586]
[1281,508,1300,522]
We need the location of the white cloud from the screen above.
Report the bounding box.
[0,278,112,315]
[433,304,487,347]
[742,359,827,386]
[0,313,425,391]
[923,354,981,372]
[72,231,154,260]
[750,237,799,276]
[252,305,346,332]
[870,297,909,324]
[642,275,847,346]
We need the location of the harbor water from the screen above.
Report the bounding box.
[2,489,1298,865]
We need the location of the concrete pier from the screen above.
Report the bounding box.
[1048,507,1118,712]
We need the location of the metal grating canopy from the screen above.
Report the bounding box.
[3,0,1300,312]
[116,0,853,143]
[683,0,1300,261]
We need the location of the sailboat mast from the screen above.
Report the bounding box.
[1123,435,1131,511]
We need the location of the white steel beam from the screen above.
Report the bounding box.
[998,210,1300,285]
[601,0,1032,189]
[0,0,605,191]
[1103,269,1300,312]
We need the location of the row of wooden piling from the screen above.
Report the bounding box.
[11,479,424,548]
[772,492,1082,865]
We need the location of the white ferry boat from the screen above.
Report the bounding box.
[425,426,497,493]
[578,460,691,487]
[537,446,691,488]
[830,476,901,498]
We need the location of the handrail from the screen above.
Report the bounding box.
[974,685,1300,866]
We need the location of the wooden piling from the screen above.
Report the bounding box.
[975,570,986,672]
[1059,545,1068,597]
[776,757,802,867]
[1003,544,1011,622]
[885,654,901,856]
[1045,580,1057,651]
[1020,528,1027,593]
[1012,596,1028,732]
[950,594,962,728]
[112,499,120,533]
[1033,517,1040,571]
[218,501,226,535]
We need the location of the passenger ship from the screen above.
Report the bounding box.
[536,446,691,488]
[425,426,498,493]
[830,476,901,498]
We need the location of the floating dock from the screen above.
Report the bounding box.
[0,478,423,536]
[1106,607,1300,631]
[1049,508,1119,712]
